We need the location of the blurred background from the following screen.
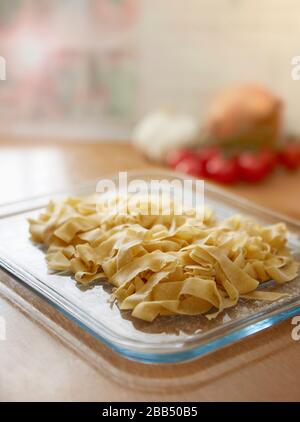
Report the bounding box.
[0,0,299,140]
[0,0,300,215]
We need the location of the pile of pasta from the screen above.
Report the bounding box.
[29,195,299,322]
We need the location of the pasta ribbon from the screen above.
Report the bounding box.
[29,194,299,322]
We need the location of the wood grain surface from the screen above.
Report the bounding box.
[0,139,300,402]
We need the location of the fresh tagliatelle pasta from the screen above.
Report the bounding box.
[28,195,299,322]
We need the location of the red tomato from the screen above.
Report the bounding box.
[206,155,240,184]
[175,156,206,178]
[258,149,277,171]
[237,150,273,182]
[166,149,193,168]
[278,143,300,170]
[196,146,220,165]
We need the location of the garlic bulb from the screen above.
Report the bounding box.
[132,110,198,162]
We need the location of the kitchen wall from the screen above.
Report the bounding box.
[0,0,299,140]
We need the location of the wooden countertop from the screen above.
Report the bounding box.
[0,139,300,401]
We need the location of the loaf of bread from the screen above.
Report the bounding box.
[203,84,282,150]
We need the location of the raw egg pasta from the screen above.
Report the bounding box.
[29,195,299,322]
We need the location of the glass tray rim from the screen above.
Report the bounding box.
[0,170,300,364]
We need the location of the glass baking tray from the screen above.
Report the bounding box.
[0,170,300,364]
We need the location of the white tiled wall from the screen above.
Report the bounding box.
[137,0,300,133]
[1,0,300,138]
